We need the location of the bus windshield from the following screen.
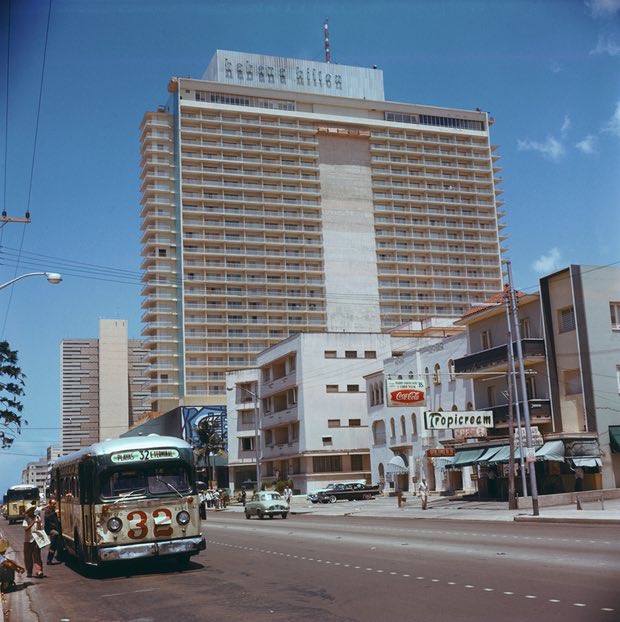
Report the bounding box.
[101,466,191,499]
[6,487,39,503]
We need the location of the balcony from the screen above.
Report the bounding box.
[490,399,552,428]
[454,339,545,375]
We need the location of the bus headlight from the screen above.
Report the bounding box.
[176,511,191,526]
[107,517,123,532]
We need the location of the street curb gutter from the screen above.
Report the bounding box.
[514,516,620,525]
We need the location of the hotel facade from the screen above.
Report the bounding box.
[140,50,505,410]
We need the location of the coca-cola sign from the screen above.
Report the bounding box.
[386,378,426,407]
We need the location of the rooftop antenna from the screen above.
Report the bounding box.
[324,18,330,63]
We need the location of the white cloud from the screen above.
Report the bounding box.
[517,136,565,161]
[590,33,620,56]
[549,61,563,74]
[575,135,597,154]
[604,100,620,136]
[560,114,571,138]
[532,248,563,275]
[586,0,620,18]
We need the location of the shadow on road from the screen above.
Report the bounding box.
[61,556,205,580]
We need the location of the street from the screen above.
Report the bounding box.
[4,513,619,622]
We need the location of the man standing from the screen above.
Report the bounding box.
[418,478,429,510]
[44,499,61,565]
[22,505,44,578]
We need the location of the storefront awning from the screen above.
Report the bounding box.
[571,457,602,467]
[475,447,503,463]
[535,440,565,462]
[386,455,408,472]
[452,448,485,467]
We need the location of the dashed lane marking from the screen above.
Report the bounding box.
[206,540,615,614]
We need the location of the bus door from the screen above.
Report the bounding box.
[79,461,96,548]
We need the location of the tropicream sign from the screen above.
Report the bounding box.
[424,411,494,430]
[386,378,426,407]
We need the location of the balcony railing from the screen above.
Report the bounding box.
[454,339,545,374]
[490,399,551,427]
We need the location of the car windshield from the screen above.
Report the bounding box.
[101,466,191,499]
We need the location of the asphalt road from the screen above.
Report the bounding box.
[4,513,619,622]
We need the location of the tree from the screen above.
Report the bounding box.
[0,341,26,449]
[193,417,224,487]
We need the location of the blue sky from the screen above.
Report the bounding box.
[0,0,618,493]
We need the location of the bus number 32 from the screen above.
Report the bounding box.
[126,509,173,539]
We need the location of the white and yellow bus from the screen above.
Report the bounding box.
[4,484,40,524]
[51,435,205,567]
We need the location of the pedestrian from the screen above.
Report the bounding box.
[205,489,213,509]
[22,505,44,579]
[43,499,62,565]
[283,486,292,504]
[417,477,429,510]
[573,466,584,492]
[220,490,229,509]
[240,490,246,507]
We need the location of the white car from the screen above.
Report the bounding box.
[244,492,290,520]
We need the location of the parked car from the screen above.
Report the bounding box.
[306,480,367,504]
[245,491,290,520]
[316,483,381,503]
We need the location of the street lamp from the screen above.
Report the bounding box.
[227,383,261,492]
[0,272,62,291]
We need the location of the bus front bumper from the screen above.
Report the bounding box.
[98,536,206,562]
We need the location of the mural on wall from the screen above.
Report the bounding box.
[182,406,228,451]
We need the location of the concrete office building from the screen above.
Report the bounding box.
[140,50,505,411]
[61,320,150,454]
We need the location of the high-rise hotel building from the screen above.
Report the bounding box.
[140,50,505,411]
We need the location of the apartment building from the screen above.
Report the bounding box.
[140,50,505,411]
[61,320,150,454]
[227,332,415,494]
[366,322,472,496]
[540,264,620,489]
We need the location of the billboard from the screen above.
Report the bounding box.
[386,378,426,407]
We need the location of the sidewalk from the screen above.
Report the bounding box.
[233,493,620,524]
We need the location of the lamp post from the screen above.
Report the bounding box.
[227,383,261,492]
[0,272,62,291]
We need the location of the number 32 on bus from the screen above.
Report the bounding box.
[51,435,206,566]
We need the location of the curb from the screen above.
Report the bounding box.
[513,515,620,525]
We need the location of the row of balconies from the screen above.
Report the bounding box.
[180,127,319,145]
[180,112,315,132]
[371,166,493,183]
[184,316,326,326]
[375,230,498,244]
[370,155,493,172]
[182,204,321,222]
[375,240,500,254]
[183,260,323,273]
[369,143,490,160]
[376,255,500,268]
[373,192,494,208]
[181,234,322,248]
[371,180,495,197]
[370,130,491,148]
[184,247,323,259]
[181,191,320,208]
[374,204,498,222]
[183,221,321,234]
[180,139,318,158]
[185,152,318,169]
[182,178,321,195]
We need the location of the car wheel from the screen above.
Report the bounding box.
[363,493,372,500]
[281,512,288,519]
[329,495,337,504]
[245,510,251,519]
[257,510,264,520]
[268,513,274,519]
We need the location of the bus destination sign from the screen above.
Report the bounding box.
[111,448,180,463]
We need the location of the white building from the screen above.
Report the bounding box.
[366,325,472,495]
[140,49,505,412]
[228,331,418,493]
[61,320,150,454]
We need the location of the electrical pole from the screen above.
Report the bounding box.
[506,261,540,516]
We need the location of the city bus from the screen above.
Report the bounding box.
[51,435,205,567]
[4,484,40,524]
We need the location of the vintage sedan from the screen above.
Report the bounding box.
[244,491,290,520]
[316,483,381,503]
